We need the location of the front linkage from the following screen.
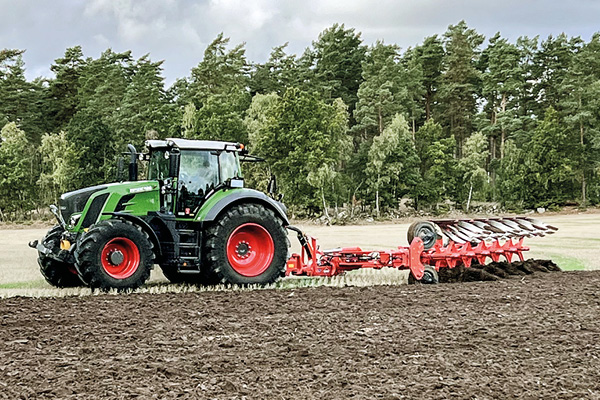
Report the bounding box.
[29,212,82,288]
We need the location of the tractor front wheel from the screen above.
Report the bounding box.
[38,225,83,288]
[204,203,288,285]
[75,219,154,290]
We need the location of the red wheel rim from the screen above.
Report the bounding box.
[226,223,274,277]
[100,237,140,279]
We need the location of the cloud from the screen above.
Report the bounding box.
[1,0,599,86]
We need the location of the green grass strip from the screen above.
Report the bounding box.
[0,280,48,289]
[547,254,587,271]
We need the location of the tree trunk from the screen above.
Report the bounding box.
[490,102,496,159]
[350,180,363,219]
[378,106,383,135]
[412,118,416,142]
[321,186,331,224]
[332,181,339,216]
[500,93,507,159]
[451,116,460,157]
[425,89,431,121]
[375,174,380,217]
[466,182,473,213]
[580,94,585,206]
[490,135,496,195]
[582,172,587,208]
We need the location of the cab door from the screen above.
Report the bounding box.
[176,150,220,217]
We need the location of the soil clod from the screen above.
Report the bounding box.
[437,259,561,283]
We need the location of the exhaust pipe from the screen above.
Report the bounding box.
[127,144,138,181]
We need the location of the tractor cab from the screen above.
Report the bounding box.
[145,138,245,217]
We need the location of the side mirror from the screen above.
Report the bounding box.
[267,174,277,195]
[169,151,180,177]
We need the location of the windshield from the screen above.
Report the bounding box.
[178,150,219,197]
[148,150,170,180]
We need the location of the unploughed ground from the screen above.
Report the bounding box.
[0,270,599,399]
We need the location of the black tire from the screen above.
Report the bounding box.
[204,203,289,285]
[74,219,154,290]
[407,221,438,250]
[38,225,83,288]
[408,265,439,285]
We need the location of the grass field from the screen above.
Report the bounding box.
[0,212,597,297]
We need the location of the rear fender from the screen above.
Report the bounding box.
[199,189,289,225]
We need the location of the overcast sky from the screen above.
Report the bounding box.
[1,0,599,86]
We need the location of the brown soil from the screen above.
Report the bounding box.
[1,271,600,399]
[437,259,562,283]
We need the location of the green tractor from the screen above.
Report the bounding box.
[29,139,290,290]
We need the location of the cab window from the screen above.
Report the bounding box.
[220,151,242,181]
[177,150,219,213]
[148,150,170,180]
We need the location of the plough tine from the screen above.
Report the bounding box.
[511,218,545,236]
[460,221,494,242]
[526,217,558,233]
[478,220,506,234]
[443,228,466,244]
[452,225,479,242]
[486,220,518,235]
[457,220,489,235]
[500,219,533,237]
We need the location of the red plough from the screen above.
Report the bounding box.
[286,218,558,283]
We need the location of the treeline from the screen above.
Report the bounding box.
[1,21,600,220]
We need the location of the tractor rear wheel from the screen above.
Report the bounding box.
[75,219,154,290]
[204,203,288,285]
[38,225,83,287]
[408,265,439,285]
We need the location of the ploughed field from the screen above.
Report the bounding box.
[1,269,599,399]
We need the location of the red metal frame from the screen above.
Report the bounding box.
[286,233,529,280]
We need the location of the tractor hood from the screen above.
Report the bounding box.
[58,181,161,231]
[59,184,108,223]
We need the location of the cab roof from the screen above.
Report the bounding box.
[146,138,243,151]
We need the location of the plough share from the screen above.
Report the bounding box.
[286,217,558,283]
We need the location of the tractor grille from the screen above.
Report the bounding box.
[59,186,107,221]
